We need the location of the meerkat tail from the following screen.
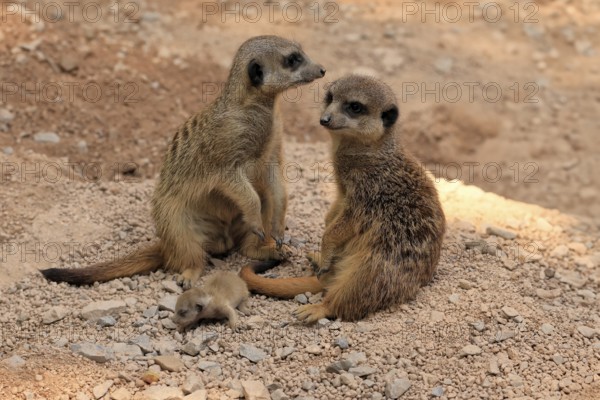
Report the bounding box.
[239,261,322,299]
[40,242,163,285]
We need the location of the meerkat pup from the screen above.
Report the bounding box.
[173,271,253,330]
[41,36,325,288]
[241,75,446,322]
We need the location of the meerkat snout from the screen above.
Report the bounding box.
[320,114,332,126]
[297,61,326,83]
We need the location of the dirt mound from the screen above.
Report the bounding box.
[1,142,599,399]
[402,104,500,163]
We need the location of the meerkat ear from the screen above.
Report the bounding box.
[248,60,264,87]
[195,302,204,312]
[381,106,399,128]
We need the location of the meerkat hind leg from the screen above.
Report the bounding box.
[237,299,251,316]
[294,303,332,324]
[222,305,240,330]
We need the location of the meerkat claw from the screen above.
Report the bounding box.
[252,228,266,242]
[294,304,329,324]
[271,234,283,249]
[316,268,330,277]
[176,275,192,290]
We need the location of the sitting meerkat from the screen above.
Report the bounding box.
[240,75,446,322]
[41,36,326,288]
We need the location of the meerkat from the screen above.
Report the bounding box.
[40,36,325,288]
[240,75,446,322]
[172,269,260,330]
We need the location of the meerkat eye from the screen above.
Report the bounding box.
[178,309,187,317]
[325,91,333,104]
[346,101,366,116]
[285,52,303,68]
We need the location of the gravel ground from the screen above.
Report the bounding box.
[0,141,599,400]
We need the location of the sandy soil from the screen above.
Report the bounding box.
[0,0,599,399]
[1,141,599,399]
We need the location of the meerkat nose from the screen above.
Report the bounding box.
[320,68,326,77]
[320,115,332,126]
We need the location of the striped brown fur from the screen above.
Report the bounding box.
[240,75,445,322]
[41,36,325,288]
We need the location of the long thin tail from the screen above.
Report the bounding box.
[40,242,163,285]
[240,261,322,299]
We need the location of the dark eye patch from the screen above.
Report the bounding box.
[284,52,304,69]
[178,309,187,317]
[325,91,333,104]
[344,101,367,116]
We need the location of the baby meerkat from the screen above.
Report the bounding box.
[173,270,254,330]
[41,36,325,288]
[241,75,446,323]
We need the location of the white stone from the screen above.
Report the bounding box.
[550,245,569,258]
[181,374,204,395]
[71,343,114,363]
[135,386,183,400]
[42,306,70,324]
[577,326,598,338]
[239,344,267,363]
[501,306,519,318]
[110,388,132,400]
[33,131,60,143]
[385,378,411,398]
[540,323,554,335]
[459,345,482,357]
[158,295,178,312]
[92,380,113,399]
[81,300,127,321]
[240,380,270,400]
[183,390,207,400]
[2,355,25,368]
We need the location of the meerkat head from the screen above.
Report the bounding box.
[172,287,213,330]
[232,35,325,96]
[320,75,399,143]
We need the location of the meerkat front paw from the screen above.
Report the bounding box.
[271,233,284,249]
[294,304,331,324]
[177,268,201,290]
[228,315,241,331]
[237,301,251,316]
[228,321,239,330]
[306,251,322,270]
[275,243,293,260]
[247,219,266,242]
[242,243,289,261]
[270,222,287,250]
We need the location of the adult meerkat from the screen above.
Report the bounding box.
[240,75,446,322]
[41,36,325,288]
[173,268,268,330]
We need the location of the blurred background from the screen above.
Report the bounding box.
[1,0,598,223]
